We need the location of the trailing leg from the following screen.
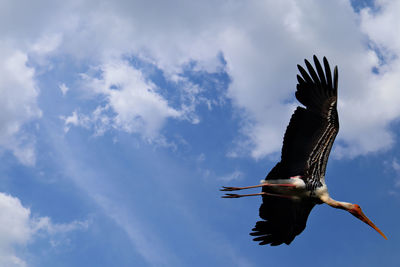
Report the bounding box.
[220,183,296,192]
[222,192,294,199]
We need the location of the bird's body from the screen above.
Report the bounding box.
[222,56,387,246]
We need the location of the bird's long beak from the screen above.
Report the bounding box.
[352,209,387,240]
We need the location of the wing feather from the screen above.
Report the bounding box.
[251,56,339,246]
[293,55,339,179]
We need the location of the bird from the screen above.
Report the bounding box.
[221,55,387,246]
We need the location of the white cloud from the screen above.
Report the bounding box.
[0,193,31,267]
[70,59,207,141]
[52,0,400,158]
[215,0,399,159]
[60,110,91,133]
[84,60,181,138]
[59,83,69,96]
[30,33,62,56]
[0,43,41,165]
[2,0,400,159]
[0,192,88,266]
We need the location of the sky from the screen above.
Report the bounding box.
[0,0,400,266]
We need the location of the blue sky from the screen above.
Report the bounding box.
[1,0,400,266]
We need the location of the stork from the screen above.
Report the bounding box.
[221,56,387,246]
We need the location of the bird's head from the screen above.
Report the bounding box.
[348,204,387,240]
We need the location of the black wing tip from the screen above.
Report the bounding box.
[312,54,323,63]
[334,65,338,90]
[297,64,313,84]
[297,55,337,89]
[250,220,293,246]
[296,74,304,82]
[312,54,326,62]
[297,64,304,72]
[250,233,291,246]
[304,58,319,84]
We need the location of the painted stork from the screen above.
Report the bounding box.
[221,55,387,246]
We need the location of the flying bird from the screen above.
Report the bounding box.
[221,55,387,246]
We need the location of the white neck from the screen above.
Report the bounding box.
[320,194,353,211]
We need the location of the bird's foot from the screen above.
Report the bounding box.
[220,186,242,191]
[222,193,242,198]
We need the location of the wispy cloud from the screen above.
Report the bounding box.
[43,117,257,266]
[59,83,69,96]
[219,170,244,183]
[32,216,90,236]
[392,158,400,187]
[93,195,181,267]
[42,124,183,266]
[60,110,91,133]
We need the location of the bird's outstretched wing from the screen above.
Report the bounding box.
[251,56,339,246]
[284,55,339,181]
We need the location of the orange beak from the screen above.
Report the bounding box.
[351,209,387,240]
